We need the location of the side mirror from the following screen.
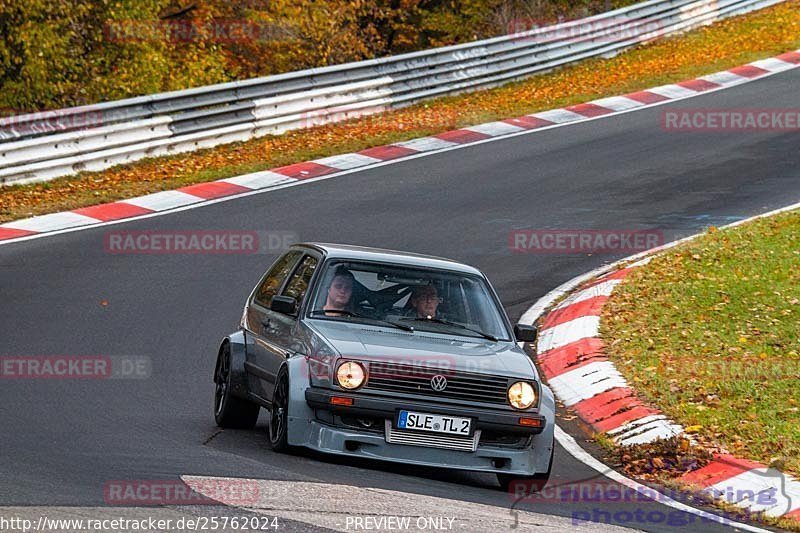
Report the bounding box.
[270,295,297,315]
[514,324,538,343]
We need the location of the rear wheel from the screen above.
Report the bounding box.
[268,369,291,453]
[214,343,259,429]
[497,448,553,493]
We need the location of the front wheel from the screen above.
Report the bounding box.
[497,448,553,493]
[268,369,291,453]
[214,343,259,429]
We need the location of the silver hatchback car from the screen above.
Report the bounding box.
[213,243,555,490]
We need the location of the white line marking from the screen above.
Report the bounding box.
[394,136,457,152]
[611,416,685,446]
[547,360,627,406]
[1,62,798,246]
[700,71,749,86]
[312,153,382,170]
[750,57,795,72]
[606,414,668,435]
[554,279,622,309]
[465,121,526,136]
[530,108,586,124]
[616,423,684,446]
[537,315,600,352]
[220,170,296,190]
[122,190,203,211]
[590,96,644,111]
[647,84,698,99]
[1,211,99,232]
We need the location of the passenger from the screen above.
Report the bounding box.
[408,284,443,320]
[323,267,354,314]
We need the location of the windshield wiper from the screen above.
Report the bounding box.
[399,317,498,341]
[309,309,415,332]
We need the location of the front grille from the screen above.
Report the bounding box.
[384,420,480,452]
[365,361,510,405]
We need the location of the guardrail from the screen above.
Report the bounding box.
[0,0,785,186]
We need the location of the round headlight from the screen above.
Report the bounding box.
[336,361,366,390]
[508,381,536,409]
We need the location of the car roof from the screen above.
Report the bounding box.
[297,243,483,275]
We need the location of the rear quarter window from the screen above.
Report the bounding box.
[253,251,302,308]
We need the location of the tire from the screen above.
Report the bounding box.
[268,369,291,453]
[497,447,553,493]
[214,343,259,429]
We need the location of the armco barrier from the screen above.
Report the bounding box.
[0,0,786,185]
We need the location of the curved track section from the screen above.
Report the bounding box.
[1,67,798,532]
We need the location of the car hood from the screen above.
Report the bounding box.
[307,319,537,379]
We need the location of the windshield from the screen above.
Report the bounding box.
[308,260,511,341]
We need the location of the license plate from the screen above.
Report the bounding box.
[396,410,472,436]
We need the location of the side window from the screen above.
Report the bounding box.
[282,255,318,311]
[253,251,301,308]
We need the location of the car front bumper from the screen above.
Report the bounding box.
[305,388,546,434]
[298,419,552,475]
[290,387,552,476]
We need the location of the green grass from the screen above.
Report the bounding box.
[602,210,800,476]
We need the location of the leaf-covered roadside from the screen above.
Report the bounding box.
[602,209,800,478]
[1,0,799,223]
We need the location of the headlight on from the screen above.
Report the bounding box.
[508,381,536,409]
[336,361,366,390]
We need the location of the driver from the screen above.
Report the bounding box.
[323,267,354,314]
[408,283,443,319]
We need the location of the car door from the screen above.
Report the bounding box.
[245,250,302,403]
[268,253,319,367]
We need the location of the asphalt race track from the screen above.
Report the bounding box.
[1,67,798,532]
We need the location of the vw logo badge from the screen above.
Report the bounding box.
[430,375,448,392]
